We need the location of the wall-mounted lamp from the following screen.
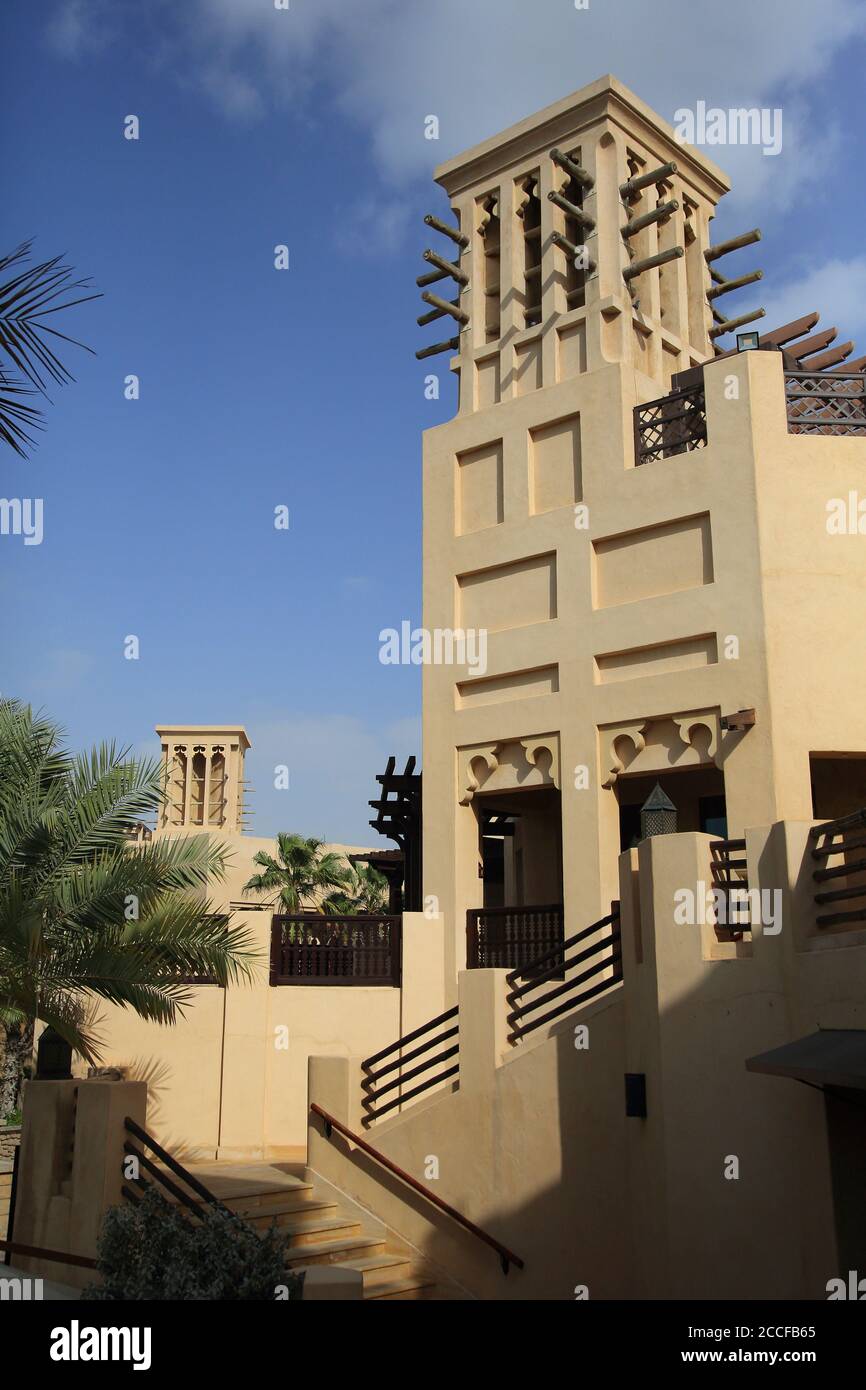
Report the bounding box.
[737,330,761,352]
[625,1073,647,1118]
[720,708,757,732]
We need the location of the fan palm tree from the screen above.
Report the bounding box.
[242,834,352,915]
[0,239,101,457]
[327,863,390,916]
[0,700,257,1115]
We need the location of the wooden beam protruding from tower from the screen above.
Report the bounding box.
[623,246,684,281]
[707,269,764,300]
[704,228,762,263]
[420,291,469,325]
[547,189,595,231]
[415,336,459,360]
[423,213,469,248]
[547,190,594,233]
[551,231,597,275]
[417,300,461,327]
[708,307,766,340]
[550,148,594,189]
[422,248,469,286]
[621,199,679,239]
[619,161,677,202]
[705,229,763,348]
[417,211,469,358]
[416,265,449,288]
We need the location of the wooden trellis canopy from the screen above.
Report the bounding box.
[369,756,423,913]
[708,311,863,372]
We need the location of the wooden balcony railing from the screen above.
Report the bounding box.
[506,905,622,1043]
[269,913,401,986]
[810,808,866,929]
[467,903,563,971]
[361,1006,459,1126]
[785,371,866,436]
[634,384,708,465]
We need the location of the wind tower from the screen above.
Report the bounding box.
[417,74,866,988]
[156,725,251,834]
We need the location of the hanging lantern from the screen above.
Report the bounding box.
[640,782,678,839]
[35,1026,73,1080]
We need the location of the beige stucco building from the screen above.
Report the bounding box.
[420,74,866,989]
[12,76,866,1301]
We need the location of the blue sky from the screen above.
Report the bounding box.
[3,0,866,842]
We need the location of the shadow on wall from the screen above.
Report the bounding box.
[309,833,862,1301]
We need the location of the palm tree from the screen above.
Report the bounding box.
[242,833,351,915]
[327,863,389,916]
[0,700,257,1116]
[0,239,101,457]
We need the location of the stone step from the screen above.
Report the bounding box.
[222,1188,320,1215]
[146,1159,450,1299]
[251,1213,361,1247]
[336,1252,413,1290]
[226,1195,337,1222]
[364,1275,438,1300]
[285,1235,386,1267]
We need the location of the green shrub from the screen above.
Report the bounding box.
[82,1186,303,1301]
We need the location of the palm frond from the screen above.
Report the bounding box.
[0,240,101,456]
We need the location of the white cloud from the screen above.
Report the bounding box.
[760,257,866,346]
[187,0,866,202]
[45,0,866,234]
[45,0,114,59]
[47,0,866,220]
[332,196,414,258]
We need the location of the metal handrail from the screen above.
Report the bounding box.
[361,1005,460,1125]
[808,807,866,928]
[310,1102,524,1274]
[809,807,866,841]
[505,905,622,1041]
[363,1005,458,1072]
[123,1116,231,1217]
[0,1238,97,1270]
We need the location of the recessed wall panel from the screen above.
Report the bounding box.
[530,413,581,514]
[458,552,557,633]
[595,633,717,684]
[457,440,503,534]
[593,513,713,609]
[457,665,559,709]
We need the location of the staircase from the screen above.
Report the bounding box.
[178,1161,454,1300]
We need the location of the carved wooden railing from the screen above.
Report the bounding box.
[466,903,563,972]
[634,384,708,464]
[785,371,866,436]
[270,913,401,987]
